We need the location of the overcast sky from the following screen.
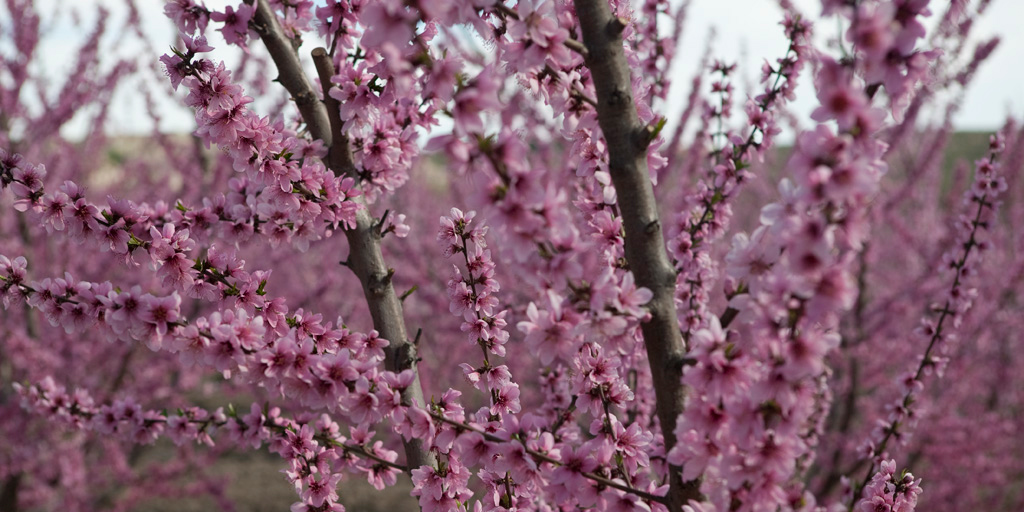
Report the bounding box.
[21,0,1023,140]
[668,0,1021,134]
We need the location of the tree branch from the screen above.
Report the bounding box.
[247,0,331,143]
[572,2,697,509]
[247,0,436,474]
[310,47,355,176]
[0,473,20,512]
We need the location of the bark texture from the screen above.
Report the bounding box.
[249,1,436,473]
[573,1,699,509]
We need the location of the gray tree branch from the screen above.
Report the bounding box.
[247,0,437,474]
[572,1,699,509]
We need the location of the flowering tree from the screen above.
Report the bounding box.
[1,0,1021,511]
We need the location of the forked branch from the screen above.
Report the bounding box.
[247,0,437,473]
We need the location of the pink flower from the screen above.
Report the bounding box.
[490,381,521,416]
[108,285,146,335]
[364,441,401,489]
[165,414,200,446]
[811,57,868,130]
[725,226,781,284]
[344,377,381,425]
[493,440,539,485]
[10,162,46,212]
[452,67,503,136]
[448,280,475,318]
[161,53,188,91]
[616,271,653,318]
[505,0,572,70]
[517,291,578,365]
[358,0,414,52]
[848,4,895,68]
[164,0,210,34]
[548,444,599,506]
[455,431,495,468]
[210,3,255,47]
[141,293,182,350]
[604,488,653,512]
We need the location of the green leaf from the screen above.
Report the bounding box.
[650,116,668,140]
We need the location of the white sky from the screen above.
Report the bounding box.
[12,0,1022,140]
[666,0,1022,135]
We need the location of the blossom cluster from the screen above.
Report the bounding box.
[857,459,922,512]
[171,0,454,200]
[0,146,344,314]
[437,208,519,416]
[850,132,1007,507]
[667,2,940,510]
[0,253,434,510]
[161,37,365,241]
[14,378,405,512]
[668,13,811,338]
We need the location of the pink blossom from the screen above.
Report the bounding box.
[164,0,210,34]
[210,3,255,47]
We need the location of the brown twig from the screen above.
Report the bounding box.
[572,1,698,509]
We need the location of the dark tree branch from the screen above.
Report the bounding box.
[247,0,436,474]
[719,306,739,328]
[0,473,20,512]
[572,1,698,509]
[248,1,331,142]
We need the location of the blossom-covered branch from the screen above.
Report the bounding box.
[236,0,438,473]
[850,133,1007,509]
[573,0,696,509]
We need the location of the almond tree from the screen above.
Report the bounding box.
[1,1,1021,511]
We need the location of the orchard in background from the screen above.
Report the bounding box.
[1,0,1022,511]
